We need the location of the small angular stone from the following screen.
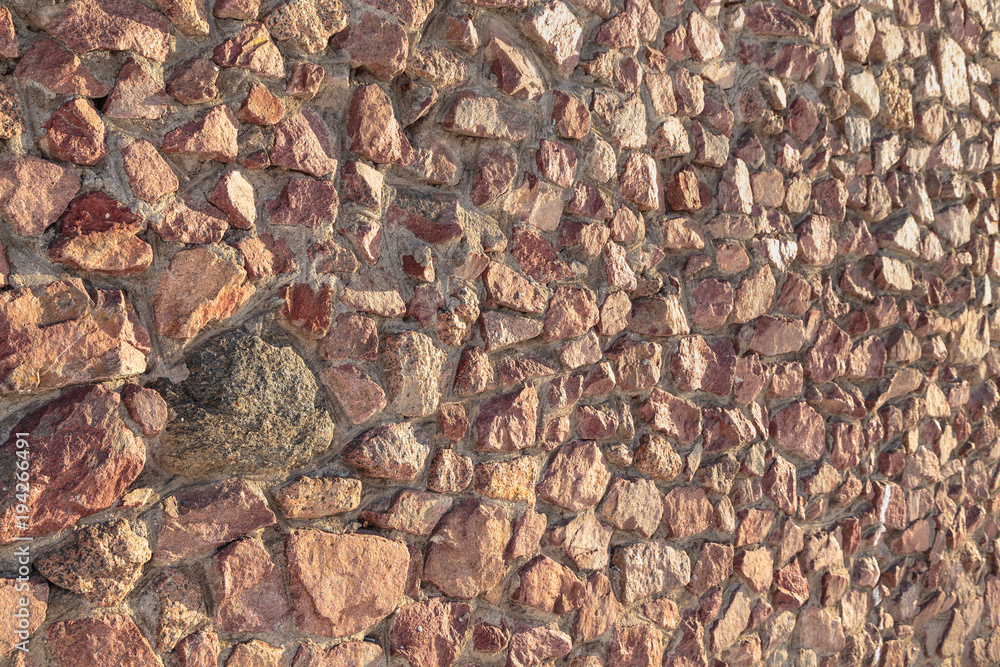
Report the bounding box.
[264,0,348,54]
[443,90,531,140]
[211,536,291,632]
[153,199,228,244]
[0,156,81,235]
[162,105,239,163]
[423,498,511,599]
[275,475,362,519]
[343,422,429,481]
[153,247,254,338]
[239,81,285,125]
[536,440,611,511]
[522,0,583,74]
[214,22,284,78]
[271,108,338,177]
[49,191,153,276]
[348,84,414,165]
[46,615,159,667]
[41,98,108,166]
[167,57,219,105]
[15,38,107,97]
[267,177,339,228]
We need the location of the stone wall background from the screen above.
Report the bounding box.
[0,0,999,664]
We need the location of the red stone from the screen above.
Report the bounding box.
[237,234,297,279]
[271,108,337,177]
[162,105,238,163]
[41,98,108,166]
[337,12,408,80]
[286,60,325,99]
[770,401,826,461]
[536,440,612,511]
[391,598,471,667]
[34,0,170,61]
[263,0,348,54]
[443,90,531,140]
[0,156,81,235]
[15,38,107,97]
[423,498,511,599]
[238,81,285,125]
[267,177,339,228]
[285,530,409,637]
[122,383,169,436]
[104,56,169,119]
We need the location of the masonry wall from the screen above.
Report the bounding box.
[0,0,997,664]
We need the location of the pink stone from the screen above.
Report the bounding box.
[662,486,713,537]
[0,578,46,653]
[104,56,169,119]
[161,105,239,163]
[153,247,255,338]
[122,383,168,436]
[271,108,338,177]
[476,384,538,451]
[348,84,413,165]
[285,530,410,637]
[154,478,276,563]
[544,286,599,341]
[770,401,825,461]
[522,0,583,74]
[391,598,471,667]
[423,498,511,599]
[15,38,107,97]
[214,22,284,78]
[337,12,408,80]
[0,156,81,235]
[236,234,297,279]
[121,140,178,202]
[488,32,544,100]
[536,440,612,511]
[342,422,429,481]
[46,615,160,667]
[214,0,260,18]
[264,0,348,54]
[638,387,701,444]
[0,7,16,58]
[41,98,108,166]
[442,90,531,140]
[238,81,285,125]
[286,60,325,99]
[208,170,256,229]
[33,0,170,61]
[211,536,291,632]
[619,151,661,210]
[153,200,229,244]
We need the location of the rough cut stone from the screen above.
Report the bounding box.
[15,38,107,97]
[49,191,153,276]
[264,0,347,53]
[613,539,691,604]
[154,247,255,339]
[443,91,531,140]
[423,498,511,599]
[211,536,291,632]
[46,615,160,667]
[33,0,170,61]
[391,598,471,667]
[0,281,149,396]
[36,518,150,605]
[285,530,409,637]
[161,105,239,163]
[271,108,338,177]
[0,156,81,235]
[121,140,179,202]
[536,440,612,511]
[41,98,108,166]
[343,422,429,481]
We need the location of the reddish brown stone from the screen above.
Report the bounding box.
[770,401,825,461]
[215,0,260,18]
[0,7,16,59]
[348,84,414,165]
[599,477,663,537]
[154,478,275,563]
[154,247,255,338]
[536,139,578,188]
[46,615,160,667]
[162,105,238,163]
[41,98,108,166]
[553,90,591,139]
[267,177,339,228]
[280,283,333,339]
[214,22,284,78]
[121,140,178,202]
[0,156,81,235]
[264,0,348,54]
[285,530,409,637]
[166,57,219,104]
[488,32,544,100]
[238,81,285,125]
[177,631,218,667]
[391,598,471,667]
[428,449,474,494]
[423,498,511,599]
[15,38,107,97]
[211,536,291,632]
[507,626,573,667]
[34,0,170,62]
[662,486,713,538]
[271,108,337,177]
[361,489,453,535]
[544,286,599,341]
[536,440,611,511]
[237,234,298,279]
[292,641,384,667]
[639,388,701,444]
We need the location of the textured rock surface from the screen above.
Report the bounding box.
[157,331,334,477]
[1,0,1000,665]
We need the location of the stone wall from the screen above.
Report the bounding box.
[0,0,998,664]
